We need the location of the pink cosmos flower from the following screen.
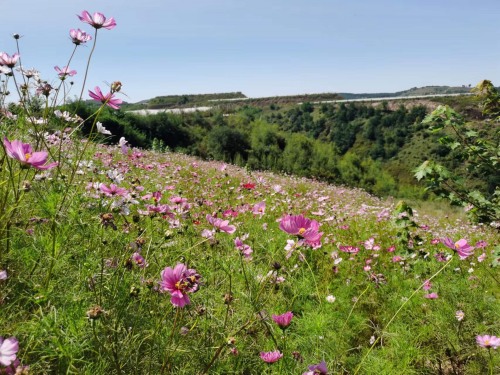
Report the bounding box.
[234,237,253,260]
[54,66,76,78]
[131,252,148,268]
[424,292,439,299]
[69,28,92,45]
[476,335,500,349]
[89,86,122,109]
[339,245,359,254]
[3,138,57,170]
[206,214,236,234]
[475,240,487,248]
[303,360,328,375]
[272,311,293,329]
[78,11,116,30]
[0,270,7,280]
[455,310,465,321]
[442,238,474,260]
[0,52,20,68]
[159,263,201,308]
[0,336,19,366]
[99,183,127,197]
[423,279,432,291]
[279,214,323,248]
[252,201,266,217]
[118,137,128,155]
[260,350,283,363]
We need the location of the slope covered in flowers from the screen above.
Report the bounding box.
[1,139,499,374]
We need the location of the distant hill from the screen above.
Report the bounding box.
[122,86,473,110]
[337,85,472,100]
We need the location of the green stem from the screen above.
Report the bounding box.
[354,258,453,374]
[162,308,181,372]
[77,29,98,106]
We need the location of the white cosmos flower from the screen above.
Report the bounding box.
[96,122,112,135]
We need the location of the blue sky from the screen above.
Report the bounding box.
[2,0,499,103]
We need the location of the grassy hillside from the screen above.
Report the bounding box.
[1,136,498,373]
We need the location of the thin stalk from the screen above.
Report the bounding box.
[77,29,98,106]
[353,258,453,374]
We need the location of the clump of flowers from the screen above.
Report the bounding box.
[159,263,201,308]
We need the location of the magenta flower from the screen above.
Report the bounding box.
[0,336,19,366]
[422,279,432,291]
[272,311,293,329]
[78,11,116,30]
[259,350,283,363]
[279,214,323,248]
[131,252,148,268]
[54,66,76,79]
[0,270,6,280]
[476,335,500,349]
[89,86,122,109]
[160,263,201,308]
[206,214,236,234]
[303,360,328,375]
[3,138,57,170]
[0,52,20,68]
[442,238,474,259]
[69,28,92,45]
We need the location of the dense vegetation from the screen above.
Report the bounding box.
[67,94,496,201]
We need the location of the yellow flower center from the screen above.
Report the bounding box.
[298,228,306,236]
[25,153,32,161]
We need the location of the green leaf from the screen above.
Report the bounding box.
[413,161,433,181]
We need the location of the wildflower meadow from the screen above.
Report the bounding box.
[1,9,499,375]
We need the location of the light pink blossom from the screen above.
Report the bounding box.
[260,350,283,363]
[0,336,18,366]
[78,11,116,30]
[99,183,127,197]
[206,214,236,234]
[476,335,500,349]
[424,292,439,299]
[69,28,92,45]
[54,66,76,78]
[0,52,20,68]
